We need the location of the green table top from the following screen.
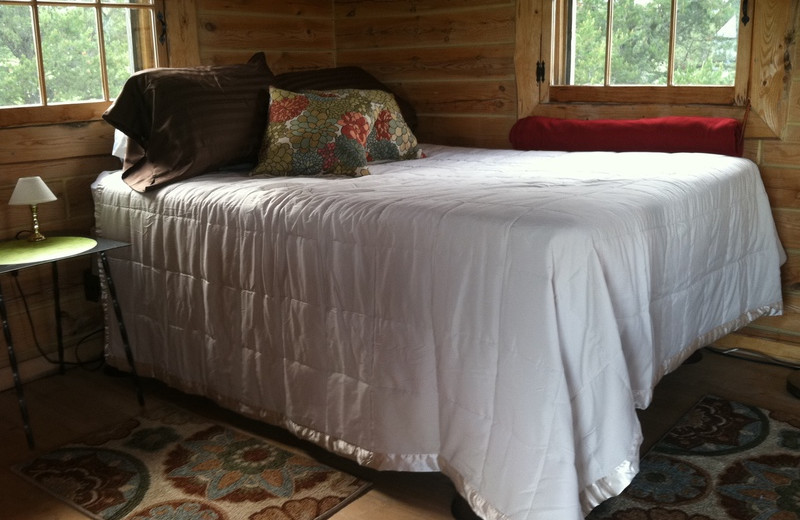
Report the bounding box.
[0,236,129,273]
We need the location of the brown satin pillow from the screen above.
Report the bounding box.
[103,53,274,192]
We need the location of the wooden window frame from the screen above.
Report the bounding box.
[541,0,753,107]
[0,0,167,127]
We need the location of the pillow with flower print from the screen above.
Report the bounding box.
[251,87,375,177]
[362,90,424,163]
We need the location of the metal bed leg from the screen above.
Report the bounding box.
[451,495,481,520]
[0,277,35,449]
[99,251,144,406]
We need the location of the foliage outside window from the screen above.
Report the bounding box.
[0,0,164,123]
[548,0,750,105]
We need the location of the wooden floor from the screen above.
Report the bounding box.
[0,347,797,520]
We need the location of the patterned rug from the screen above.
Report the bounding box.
[12,405,371,520]
[587,394,800,520]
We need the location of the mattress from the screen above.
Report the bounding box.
[92,144,784,520]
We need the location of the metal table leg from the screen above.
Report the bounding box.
[99,251,144,406]
[52,262,64,374]
[0,277,35,449]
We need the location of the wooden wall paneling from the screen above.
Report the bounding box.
[748,0,797,138]
[334,0,511,18]
[0,102,110,129]
[196,0,334,67]
[413,115,515,149]
[743,290,800,334]
[786,78,800,124]
[713,333,800,364]
[1,156,120,184]
[771,209,800,252]
[200,0,333,18]
[781,249,800,290]
[760,166,800,210]
[515,0,543,118]
[764,184,800,210]
[197,13,334,54]
[335,6,515,49]
[782,124,800,143]
[760,164,800,190]
[165,0,202,66]
[762,139,800,168]
[0,122,115,167]
[742,138,761,163]
[395,80,517,116]
[337,44,516,82]
[201,50,336,71]
[783,71,800,141]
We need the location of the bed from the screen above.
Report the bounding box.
[92,141,785,520]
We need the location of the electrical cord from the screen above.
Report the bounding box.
[10,270,105,370]
[705,345,800,370]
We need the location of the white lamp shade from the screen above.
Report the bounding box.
[9,176,57,205]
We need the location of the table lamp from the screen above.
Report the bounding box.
[9,176,57,242]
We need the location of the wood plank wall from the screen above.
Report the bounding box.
[736,24,800,353]
[193,0,335,70]
[3,0,800,384]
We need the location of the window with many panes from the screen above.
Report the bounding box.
[0,0,165,123]
[544,0,751,106]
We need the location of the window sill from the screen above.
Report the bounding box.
[1,101,112,129]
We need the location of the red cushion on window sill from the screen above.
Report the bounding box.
[509,115,743,157]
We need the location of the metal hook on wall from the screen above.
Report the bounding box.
[157,11,167,45]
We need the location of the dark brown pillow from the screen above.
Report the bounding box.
[272,66,418,131]
[103,53,274,192]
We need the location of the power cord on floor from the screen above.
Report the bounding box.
[705,345,800,370]
[10,270,105,371]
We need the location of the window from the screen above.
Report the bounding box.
[545,0,751,105]
[0,0,166,124]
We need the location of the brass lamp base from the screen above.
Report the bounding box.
[28,204,46,242]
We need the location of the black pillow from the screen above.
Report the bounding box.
[103,53,274,192]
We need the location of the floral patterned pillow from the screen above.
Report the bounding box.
[252,87,375,177]
[362,90,424,163]
[251,87,423,177]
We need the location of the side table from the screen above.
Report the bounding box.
[0,236,143,449]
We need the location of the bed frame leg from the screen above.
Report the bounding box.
[683,349,704,364]
[451,495,481,520]
[788,371,800,399]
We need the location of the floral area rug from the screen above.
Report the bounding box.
[12,405,371,520]
[587,394,800,520]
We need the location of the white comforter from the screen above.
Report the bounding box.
[93,145,784,520]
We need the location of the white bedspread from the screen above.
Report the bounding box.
[93,145,784,520]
